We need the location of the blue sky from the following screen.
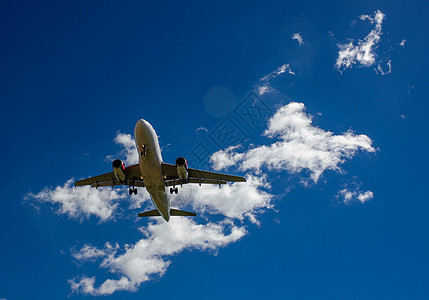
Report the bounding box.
[1,0,429,299]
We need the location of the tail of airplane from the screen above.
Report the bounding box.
[138,208,196,218]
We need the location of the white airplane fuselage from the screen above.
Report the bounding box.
[134,119,170,221]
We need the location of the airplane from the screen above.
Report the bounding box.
[74,119,246,222]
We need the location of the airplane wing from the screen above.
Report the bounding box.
[75,164,142,187]
[161,163,246,186]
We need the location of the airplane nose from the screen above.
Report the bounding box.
[135,119,144,130]
[134,119,148,138]
[135,119,152,134]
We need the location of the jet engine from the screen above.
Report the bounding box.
[112,159,126,182]
[175,157,188,180]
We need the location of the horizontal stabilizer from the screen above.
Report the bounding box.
[170,208,196,217]
[138,208,196,217]
[138,209,161,217]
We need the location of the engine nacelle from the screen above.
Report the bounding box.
[175,157,188,180]
[112,159,126,182]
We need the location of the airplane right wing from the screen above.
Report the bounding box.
[187,167,246,182]
[161,163,246,186]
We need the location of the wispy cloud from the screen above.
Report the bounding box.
[337,188,373,204]
[399,39,406,47]
[72,243,119,262]
[211,102,376,182]
[376,59,392,75]
[196,126,208,133]
[291,33,305,46]
[336,10,385,72]
[255,64,295,95]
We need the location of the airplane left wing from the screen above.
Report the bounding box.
[75,164,142,187]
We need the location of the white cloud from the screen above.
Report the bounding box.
[211,102,376,182]
[106,133,138,166]
[128,188,152,210]
[255,64,295,95]
[26,179,123,222]
[336,10,385,72]
[178,174,273,224]
[72,243,119,262]
[26,175,151,222]
[338,188,373,204]
[399,39,406,47]
[376,59,391,75]
[69,218,246,296]
[292,33,305,46]
[357,191,373,203]
[196,126,208,133]
[257,84,272,96]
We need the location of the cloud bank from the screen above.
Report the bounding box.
[67,171,272,295]
[27,94,375,296]
[70,218,246,295]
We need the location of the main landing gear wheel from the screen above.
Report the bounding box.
[170,187,179,194]
[129,188,138,195]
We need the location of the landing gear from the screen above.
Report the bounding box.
[170,187,178,194]
[128,178,138,195]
